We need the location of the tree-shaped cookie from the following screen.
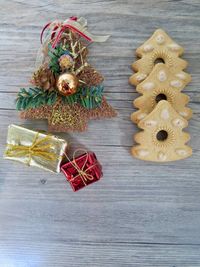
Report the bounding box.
[131,63,192,124]
[16,17,116,132]
[132,100,192,162]
[129,29,188,86]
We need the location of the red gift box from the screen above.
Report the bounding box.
[61,151,103,191]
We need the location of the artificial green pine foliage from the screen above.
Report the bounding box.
[79,85,104,109]
[16,85,104,111]
[16,88,57,111]
[61,85,104,108]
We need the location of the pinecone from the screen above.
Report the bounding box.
[31,65,56,91]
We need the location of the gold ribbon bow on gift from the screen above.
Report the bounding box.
[63,149,98,185]
[5,133,59,166]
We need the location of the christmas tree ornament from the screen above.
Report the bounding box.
[132,100,192,162]
[16,16,117,132]
[61,150,103,191]
[4,124,67,173]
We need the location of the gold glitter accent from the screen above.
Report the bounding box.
[50,103,86,131]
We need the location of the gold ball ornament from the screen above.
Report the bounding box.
[57,73,79,96]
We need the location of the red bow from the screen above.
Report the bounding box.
[40,16,92,49]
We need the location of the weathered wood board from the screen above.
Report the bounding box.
[0,0,200,266]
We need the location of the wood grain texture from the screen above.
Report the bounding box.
[0,0,200,266]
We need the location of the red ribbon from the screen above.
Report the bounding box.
[40,16,92,49]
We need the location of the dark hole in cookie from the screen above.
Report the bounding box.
[154,58,165,64]
[155,93,167,103]
[156,130,168,141]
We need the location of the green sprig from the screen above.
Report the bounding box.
[16,87,57,111]
[16,84,104,111]
[79,85,104,109]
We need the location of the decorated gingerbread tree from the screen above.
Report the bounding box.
[16,17,116,132]
[129,29,188,86]
[131,63,192,124]
[130,29,193,161]
[132,100,192,162]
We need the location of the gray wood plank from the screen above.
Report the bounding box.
[0,0,200,266]
[1,242,200,267]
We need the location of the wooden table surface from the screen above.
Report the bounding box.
[0,0,200,266]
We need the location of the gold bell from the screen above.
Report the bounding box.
[57,73,79,96]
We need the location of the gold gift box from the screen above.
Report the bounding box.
[4,124,67,173]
